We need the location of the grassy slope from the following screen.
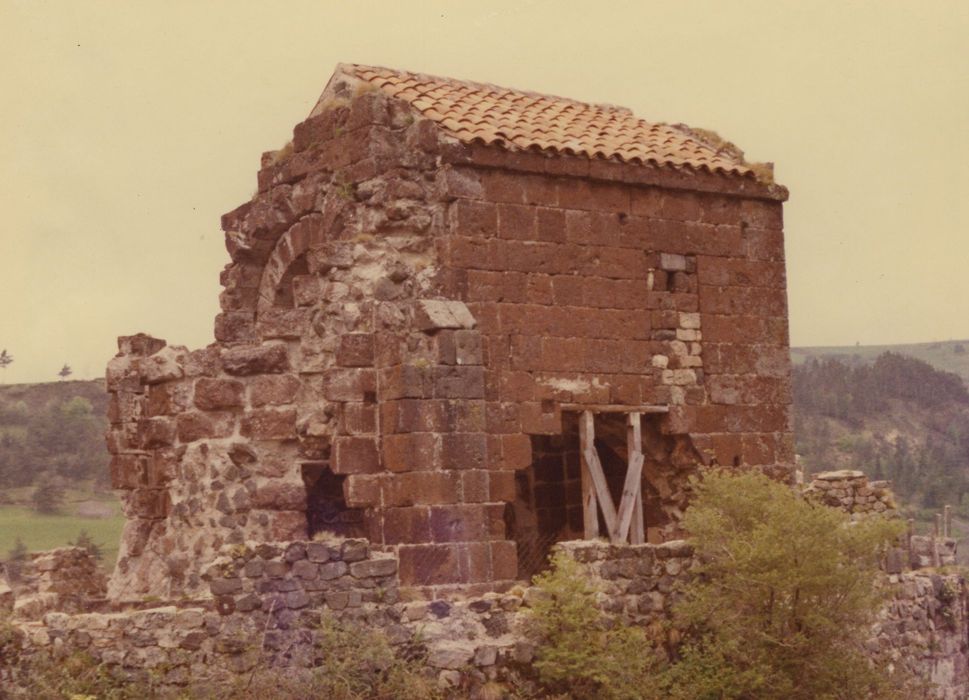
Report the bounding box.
[0,380,121,569]
[792,339,969,382]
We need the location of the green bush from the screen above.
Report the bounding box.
[662,469,910,700]
[525,551,663,700]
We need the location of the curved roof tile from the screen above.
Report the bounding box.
[344,64,752,178]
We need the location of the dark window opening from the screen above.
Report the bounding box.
[507,412,698,577]
[301,463,366,539]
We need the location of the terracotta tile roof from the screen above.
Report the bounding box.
[340,64,753,178]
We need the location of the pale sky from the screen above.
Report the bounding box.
[1,1,967,384]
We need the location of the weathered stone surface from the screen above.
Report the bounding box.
[222,343,290,375]
[414,300,476,331]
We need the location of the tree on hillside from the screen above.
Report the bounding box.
[4,537,28,582]
[70,530,104,563]
[661,470,909,700]
[31,473,65,514]
[57,364,72,381]
[0,350,11,382]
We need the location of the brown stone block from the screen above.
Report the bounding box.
[520,403,561,435]
[700,195,742,225]
[337,334,375,367]
[521,172,559,206]
[444,236,507,271]
[524,274,553,305]
[433,366,485,399]
[491,540,518,581]
[741,433,777,466]
[430,504,489,542]
[498,370,537,402]
[249,373,301,407]
[551,274,584,306]
[382,507,431,545]
[441,433,488,470]
[118,333,167,357]
[535,337,585,373]
[332,436,381,475]
[383,433,441,472]
[128,488,171,519]
[251,481,306,510]
[110,453,147,490]
[498,433,532,470]
[741,200,783,229]
[182,347,222,378]
[323,368,377,402]
[397,543,465,586]
[503,240,582,276]
[744,227,785,262]
[466,541,492,583]
[382,470,461,507]
[268,511,307,541]
[486,402,521,433]
[556,179,629,213]
[194,378,245,411]
[488,471,517,503]
[706,433,744,466]
[479,169,525,204]
[496,203,537,241]
[535,207,566,243]
[145,381,193,417]
[468,270,515,303]
[222,343,289,375]
[241,408,297,441]
[659,190,703,222]
[344,474,382,508]
[341,403,377,435]
[379,365,433,400]
[450,199,498,238]
[137,417,176,449]
[381,399,444,434]
[459,470,488,503]
[175,411,236,443]
[214,312,257,344]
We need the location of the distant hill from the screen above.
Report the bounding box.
[0,379,107,414]
[0,379,109,490]
[792,339,969,384]
[793,351,969,518]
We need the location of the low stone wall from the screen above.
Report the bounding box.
[805,469,896,516]
[5,538,693,690]
[6,537,969,698]
[870,572,969,700]
[2,547,106,619]
[557,539,695,626]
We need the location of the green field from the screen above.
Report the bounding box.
[0,500,125,571]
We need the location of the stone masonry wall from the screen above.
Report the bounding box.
[7,537,969,698]
[105,84,793,597]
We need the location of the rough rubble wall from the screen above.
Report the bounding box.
[9,540,968,698]
[105,87,793,597]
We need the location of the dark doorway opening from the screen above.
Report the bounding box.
[507,411,698,577]
[301,463,366,539]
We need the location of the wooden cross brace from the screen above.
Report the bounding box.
[579,410,645,544]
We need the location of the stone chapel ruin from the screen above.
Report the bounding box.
[105,63,793,599]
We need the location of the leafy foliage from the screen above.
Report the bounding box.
[525,551,662,700]
[70,529,104,563]
[30,472,65,514]
[663,470,909,700]
[0,392,107,489]
[794,353,969,508]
